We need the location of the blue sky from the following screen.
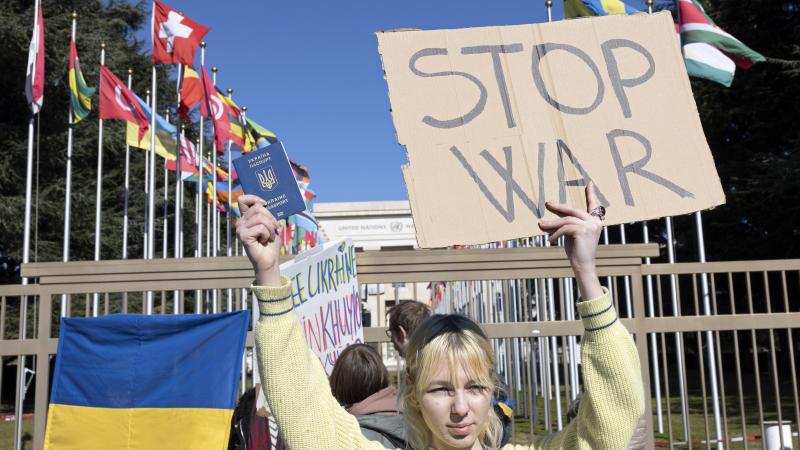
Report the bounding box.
[146,0,561,202]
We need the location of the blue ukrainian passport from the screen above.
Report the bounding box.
[232,141,306,220]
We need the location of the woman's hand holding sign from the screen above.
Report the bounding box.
[237,195,282,287]
[538,182,605,300]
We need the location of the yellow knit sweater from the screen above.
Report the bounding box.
[253,277,645,450]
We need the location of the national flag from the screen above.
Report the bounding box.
[186,156,229,183]
[99,66,148,141]
[69,37,96,123]
[199,65,231,150]
[564,0,764,87]
[125,92,176,160]
[215,88,251,150]
[678,0,765,86]
[303,187,317,201]
[44,311,249,449]
[25,1,44,114]
[290,161,310,185]
[164,134,199,179]
[206,181,227,212]
[245,117,279,148]
[216,182,244,217]
[178,66,203,121]
[152,0,209,65]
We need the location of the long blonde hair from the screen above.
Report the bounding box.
[402,315,503,450]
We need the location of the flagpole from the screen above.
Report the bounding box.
[146,62,157,314]
[225,98,238,312]
[144,88,151,261]
[122,68,133,261]
[61,12,78,319]
[234,108,243,259]
[642,220,664,433]
[92,42,107,317]
[696,210,724,449]
[210,68,218,261]
[163,107,170,260]
[196,43,205,264]
[210,66,219,314]
[17,0,40,446]
[174,65,183,262]
[173,63,184,314]
[665,216,690,441]
[195,133,202,313]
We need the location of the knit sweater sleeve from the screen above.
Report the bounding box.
[506,289,645,450]
[252,277,387,450]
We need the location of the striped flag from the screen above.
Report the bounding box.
[69,37,95,123]
[178,66,203,121]
[678,0,765,87]
[45,312,249,449]
[25,1,44,114]
[564,0,764,86]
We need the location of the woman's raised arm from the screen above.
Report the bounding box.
[237,195,385,450]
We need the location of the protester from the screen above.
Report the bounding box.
[329,343,407,448]
[238,182,645,449]
[387,300,431,358]
[388,297,513,446]
[228,385,286,450]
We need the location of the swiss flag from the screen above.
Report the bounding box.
[152,0,209,65]
[99,66,149,141]
[199,65,231,150]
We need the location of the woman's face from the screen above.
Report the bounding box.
[418,362,492,450]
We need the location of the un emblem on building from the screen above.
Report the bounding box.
[257,167,278,191]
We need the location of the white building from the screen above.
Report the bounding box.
[313,200,429,369]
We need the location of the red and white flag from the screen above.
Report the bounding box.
[99,66,149,141]
[25,1,44,114]
[165,135,199,179]
[152,0,209,65]
[199,65,231,150]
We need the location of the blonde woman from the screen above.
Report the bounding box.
[237,183,644,450]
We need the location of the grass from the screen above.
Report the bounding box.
[0,418,33,450]
[507,393,800,449]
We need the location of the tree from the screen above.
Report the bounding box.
[0,0,191,284]
[678,0,800,262]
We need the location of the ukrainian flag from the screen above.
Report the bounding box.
[45,311,249,450]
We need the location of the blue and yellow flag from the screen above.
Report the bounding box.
[126,92,179,160]
[45,311,249,450]
[564,0,675,18]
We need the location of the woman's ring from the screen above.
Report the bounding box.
[590,206,606,221]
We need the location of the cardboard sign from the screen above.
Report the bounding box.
[281,239,363,373]
[377,12,725,248]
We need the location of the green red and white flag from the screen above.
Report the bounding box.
[565,0,765,87]
[678,0,765,87]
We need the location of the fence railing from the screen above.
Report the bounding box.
[0,244,797,449]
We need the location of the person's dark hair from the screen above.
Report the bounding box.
[329,344,389,407]
[387,300,431,336]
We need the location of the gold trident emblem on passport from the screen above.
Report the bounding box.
[257,167,278,191]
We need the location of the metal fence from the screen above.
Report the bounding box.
[0,244,798,449]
